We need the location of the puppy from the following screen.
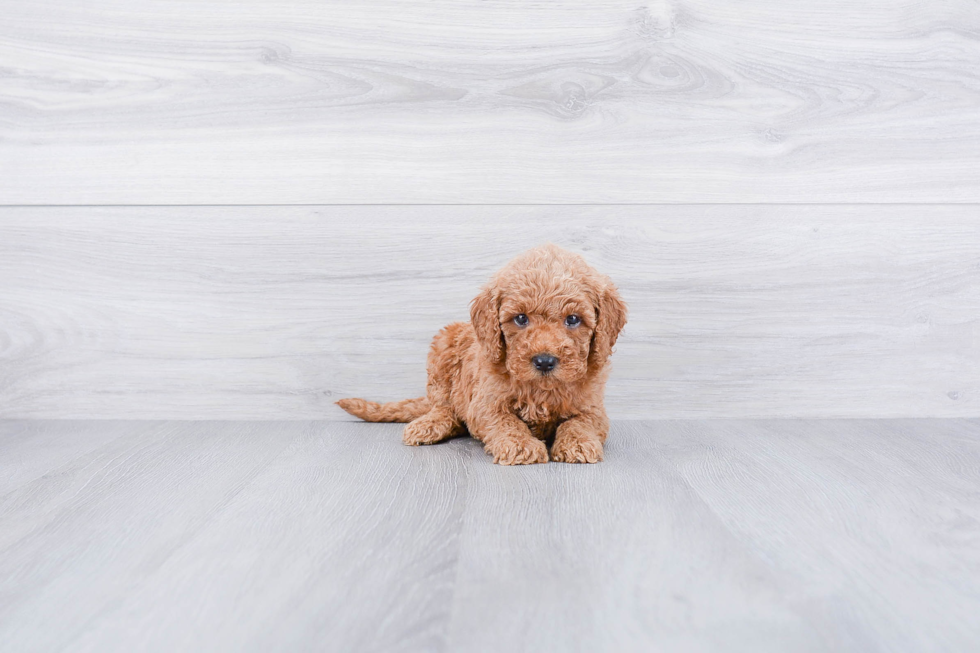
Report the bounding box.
[337,244,627,465]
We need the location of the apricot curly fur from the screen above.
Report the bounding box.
[337,244,627,465]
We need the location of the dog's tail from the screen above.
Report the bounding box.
[336,396,430,423]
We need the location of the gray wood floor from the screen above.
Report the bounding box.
[2,419,978,652]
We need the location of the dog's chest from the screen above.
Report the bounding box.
[514,398,570,438]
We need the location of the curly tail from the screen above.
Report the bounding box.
[336,396,430,423]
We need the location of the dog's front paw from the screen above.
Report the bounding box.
[550,436,604,464]
[487,435,549,466]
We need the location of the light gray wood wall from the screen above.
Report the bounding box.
[1,1,979,203]
[1,206,977,419]
[2,2,979,419]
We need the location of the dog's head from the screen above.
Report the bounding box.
[470,244,627,386]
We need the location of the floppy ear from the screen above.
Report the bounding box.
[470,284,505,365]
[589,283,628,369]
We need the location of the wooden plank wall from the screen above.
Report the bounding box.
[1,0,979,203]
[1,207,977,419]
[1,1,978,418]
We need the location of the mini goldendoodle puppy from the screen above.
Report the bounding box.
[337,244,627,465]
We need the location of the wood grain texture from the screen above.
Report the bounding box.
[446,421,820,652]
[66,421,471,653]
[1,205,977,419]
[0,419,978,652]
[0,420,134,496]
[1,1,979,203]
[657,418,980,652]
[0,421,299,651]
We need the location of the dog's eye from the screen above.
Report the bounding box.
[565,314,582,328]
[513,314,529,327]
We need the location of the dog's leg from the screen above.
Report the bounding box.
[550,411,608,463]
[403,405,463,446]
[470,413,549,465]
[403,323,469,446]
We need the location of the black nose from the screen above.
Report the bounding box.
[531,354,559,373]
